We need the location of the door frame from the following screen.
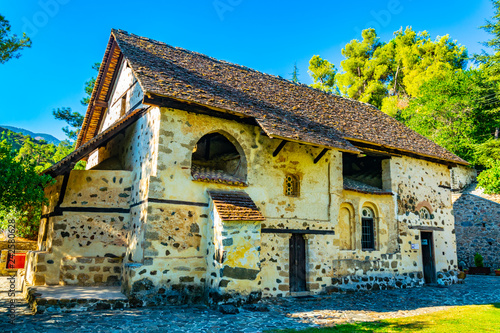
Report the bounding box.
[289,233,307,292]
[420,231,436,284]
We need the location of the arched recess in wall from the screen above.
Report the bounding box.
[339,203,355,250]
[360,202,379,251]
[191,131,247,184]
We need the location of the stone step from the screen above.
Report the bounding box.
[24,285,129,314]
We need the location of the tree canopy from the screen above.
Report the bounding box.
[0,14,31,64]
[0,140,53,238]
[53,62,100,141]
[335,27,467,112]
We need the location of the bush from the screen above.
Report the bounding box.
[477,161,500,194]
[474,253,484,268]
[0,141,53,239]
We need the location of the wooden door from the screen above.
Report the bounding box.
[421,232,436,284]
[289,233,307,292]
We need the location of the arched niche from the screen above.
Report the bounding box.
[339,203,355,250]
[191,131,247,184]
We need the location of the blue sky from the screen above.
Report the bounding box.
[0,0,495,140]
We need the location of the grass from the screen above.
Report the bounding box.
[270,303,500,332]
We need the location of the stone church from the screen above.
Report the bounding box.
[24,29,466,306]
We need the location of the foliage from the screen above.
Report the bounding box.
[272,303,500,332]
[475,0,500,85]
[291,62,300,83]
[0,14,31,64]
[336,28,387,107]
[474,253,484,268]
[0,141,53,238]
[322,27,467,109]
[54,62,100,141]
[52,107,85,141]
[80,62,101,106]
[477,161,500,194]
[308,55,336,93]
[399,70,500,162]
[0,127,26,151]
[473,139,500,169]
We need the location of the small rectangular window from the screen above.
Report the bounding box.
[361,218,375,250]
[120,95,127,116]
[284,174,300,197]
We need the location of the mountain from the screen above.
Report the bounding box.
[0,125,61,145]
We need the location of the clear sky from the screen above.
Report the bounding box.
[0,0,495,140]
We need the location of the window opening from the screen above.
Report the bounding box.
[120,95,127,116]
[343,153,388,190]
[191,133,246,185]
[419,207,431,219]
[361,207,375,250]
[284,175,300,197]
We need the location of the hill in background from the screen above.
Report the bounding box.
[0,125,60,145]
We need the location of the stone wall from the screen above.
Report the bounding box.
[451,165,476,191]
[60,256,122,286]
[205,204,261,306]
[453,189,500,269]
[24,170,132,287]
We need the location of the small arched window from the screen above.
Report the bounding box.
[191,132,246,185]
[419,207,431,219]
[284,174,300,197]
[361,207,375,250]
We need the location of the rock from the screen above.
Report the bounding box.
[219,304,239,314]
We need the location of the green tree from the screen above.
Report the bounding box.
[308,55,336,93]
[16,137,57,173]
[291,62,300,83]
[475,0,500,138]
[0,14,31,64]
[80,62,101,106]
[336,28,388,107]
[53,63,100,141]
[0,141,53,238]
[399,70,499,162]
[334,27,467,111]
[52,107,85,141]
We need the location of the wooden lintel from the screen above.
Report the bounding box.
[94,100,108,108]
[261,228,335,235]
[408,226,444,231]
[143,94,257,126]
[314,148,329,164]
[272,140,287,157]
[348,139,461,168]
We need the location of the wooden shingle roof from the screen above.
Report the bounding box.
[208,191,265,221]
[78,29,468,166]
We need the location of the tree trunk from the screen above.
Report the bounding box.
[495,127,499,139]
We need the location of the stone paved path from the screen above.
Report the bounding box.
[0,275,499,333]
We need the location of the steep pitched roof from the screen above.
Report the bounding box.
[78,29,468,166]
[208,191,265,221]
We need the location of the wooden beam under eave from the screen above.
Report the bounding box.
[94,100,108,108]
[314,148,329,164]
[272,140,287,157]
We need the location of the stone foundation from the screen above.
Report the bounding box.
[126,277,204,307]
[327,272,424,292]
[60,256,122,286]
